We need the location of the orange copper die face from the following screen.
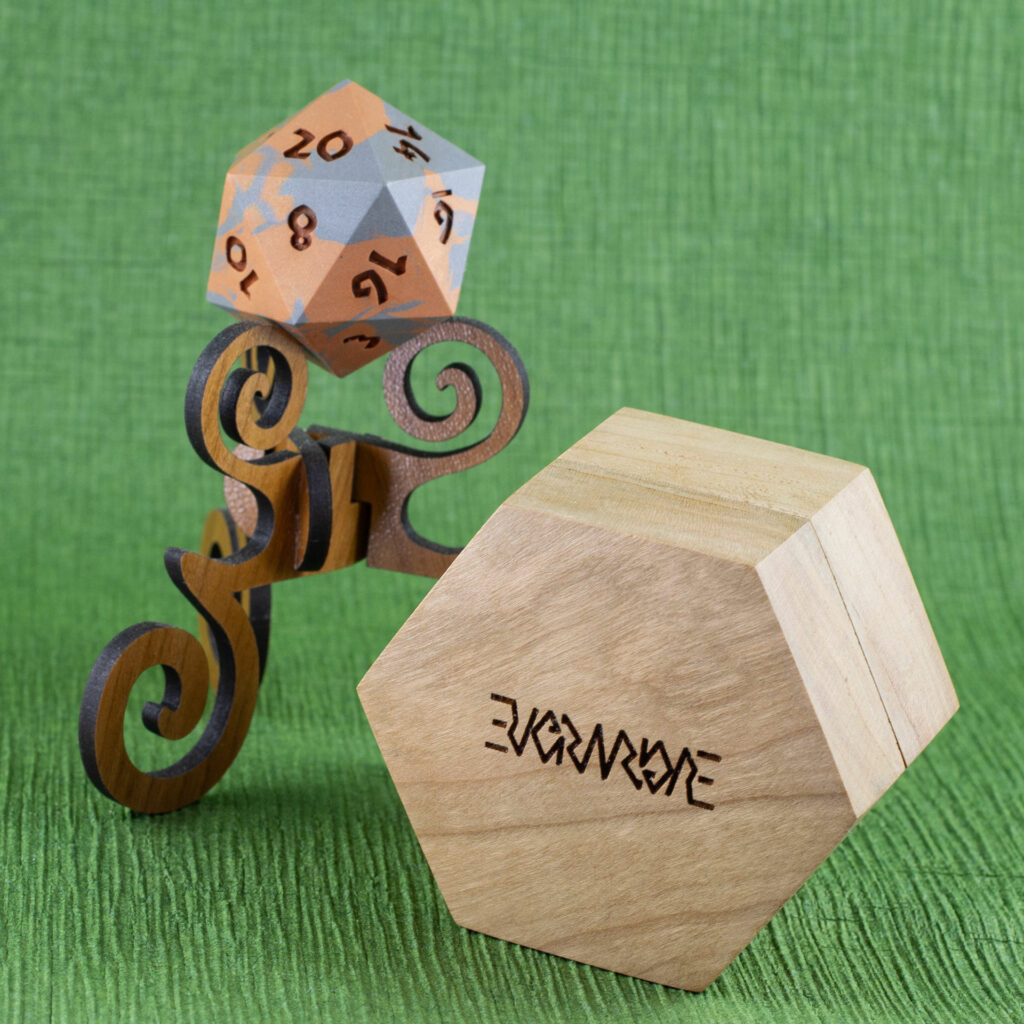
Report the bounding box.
[207,81,484,378]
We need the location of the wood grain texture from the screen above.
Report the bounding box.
[352,317,529,578]
[758,522,904,818]
[78,322,364,813]
[196,506,271,685]
[361,508,858,991]
[218,318,529,577]
[811,469,959,764]
[79,316,528,814]
[359,409,957,991]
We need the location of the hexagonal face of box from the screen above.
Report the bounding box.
[358,409,957,990]
[206,80,483,378]
[359,508,861,991]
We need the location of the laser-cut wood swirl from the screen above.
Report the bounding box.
[79,317,528,814]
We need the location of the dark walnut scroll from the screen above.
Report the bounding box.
[355,317,530,577]
[78,317,528,814]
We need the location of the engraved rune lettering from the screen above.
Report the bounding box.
[487,694,720,809]
[531,710,564,764]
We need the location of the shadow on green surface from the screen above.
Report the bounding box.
[110,758,718,1023]
[105,755,904,1024]
[95,724,1016,1024]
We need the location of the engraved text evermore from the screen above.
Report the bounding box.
[485,694,721,810]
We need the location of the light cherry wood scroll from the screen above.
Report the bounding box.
[79,317,527,815]
[358,408,958,992]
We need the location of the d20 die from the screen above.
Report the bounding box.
[358,408,957,991]
[207,80,483,377]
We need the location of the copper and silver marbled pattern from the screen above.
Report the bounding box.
[207,81,484,377]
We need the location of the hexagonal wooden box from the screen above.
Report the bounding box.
[358,408,957,991]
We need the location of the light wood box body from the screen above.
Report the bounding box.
[359,409,957,990]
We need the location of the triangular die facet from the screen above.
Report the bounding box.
[403,233,458,316]
[280,176,383,249]
[302,182,449,327]
[386,166,484,240]
[386,167,483,308]
[219,172,292,236]
[261,80,391,183]
[385,176,435,239]
[365,98,484,183]
[346,183,412,246]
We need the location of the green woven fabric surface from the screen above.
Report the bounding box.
[2,1,1021,1020]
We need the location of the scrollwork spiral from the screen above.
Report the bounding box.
[382,316,529,463]
[185,321,309,499]
[360,317,530,576]
[78,322,310,813]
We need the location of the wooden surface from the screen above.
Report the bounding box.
[218,319,529,578]
[358,409,957,991]
[353,317,529,577]
[197,506,272,683]
[759,521,904,818]
[78,322,364,814]
[79,316,528,814]
[811,469,959,764]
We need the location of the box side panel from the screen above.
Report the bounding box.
[812,470,958,764]
[759,522,906,818]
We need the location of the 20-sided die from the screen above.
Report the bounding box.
[207,80,484,377]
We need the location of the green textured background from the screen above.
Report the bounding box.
[2,1,1021,1021]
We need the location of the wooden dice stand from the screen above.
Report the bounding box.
[78,316,528,815]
